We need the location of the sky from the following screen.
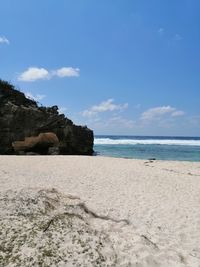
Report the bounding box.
[0,0,200,136]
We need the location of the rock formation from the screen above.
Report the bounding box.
[0,79,94,155]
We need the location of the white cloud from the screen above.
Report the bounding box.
[174,34,183,41]
[141,106,185,121]
[18,67,49,82]
[82,99,128,117]
[0,36,9,44]
[171,110,185,117]
[25,92,46,101]
[141,106,175,120]
[54,67,80,77]
[18,66,80,82]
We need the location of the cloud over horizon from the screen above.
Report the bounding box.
[141,106,185,121]
[18,67,80,82]
[82,99,128,118]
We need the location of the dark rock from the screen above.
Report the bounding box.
[48,146,60,155]
[0,79,94,155]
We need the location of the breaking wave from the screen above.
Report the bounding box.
[94,138,200,146]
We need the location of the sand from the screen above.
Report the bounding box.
[0,156,200,266]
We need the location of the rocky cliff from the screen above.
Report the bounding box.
[0,79,94,155]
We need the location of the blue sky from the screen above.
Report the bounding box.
[0,0,200,136]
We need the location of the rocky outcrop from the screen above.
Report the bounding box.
[0,79,94,155]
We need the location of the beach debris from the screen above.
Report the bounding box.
[141,235,159,250]
[144,158,156,165]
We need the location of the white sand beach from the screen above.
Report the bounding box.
[1,156,200,266]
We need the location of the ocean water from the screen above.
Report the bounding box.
[94,135,200,162]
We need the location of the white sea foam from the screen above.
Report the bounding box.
[94,138,200,146]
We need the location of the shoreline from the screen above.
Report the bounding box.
[95,153,200,163]
[1,153,200,163]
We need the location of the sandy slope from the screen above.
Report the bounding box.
[0,156,200,266]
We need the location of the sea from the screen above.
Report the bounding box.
[94,135,200,162]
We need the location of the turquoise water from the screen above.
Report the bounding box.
[94,136,200,162]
